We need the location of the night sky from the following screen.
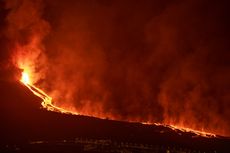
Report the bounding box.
[0,0,230,136]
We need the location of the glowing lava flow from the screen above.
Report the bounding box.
[168,125,216,137]
[19,70,216,138]
[142,122,216,137]
[20,70,78,115]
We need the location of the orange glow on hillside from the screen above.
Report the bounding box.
[18,67,217,138]
[141,122,216,137]
[15,51,217,138]
[19,69,79,115]
[16,64,218,138]
[169,125,216,137]
[6,0,228,139]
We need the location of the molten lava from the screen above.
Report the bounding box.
[21,71,30,84]
[20,71,78,115]
[19,70,216,138]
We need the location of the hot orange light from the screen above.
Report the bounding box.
[19,67,79,115]
[18,68,216,137]
[21,71,30,84]
[17,61,217,138]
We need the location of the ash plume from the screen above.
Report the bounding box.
[4,0,49,83]
[4,0,230,136]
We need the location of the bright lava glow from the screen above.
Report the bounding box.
[19,69,216,138]
[21,71,30,84]
[142,122,216,137]
[20,70,79,115]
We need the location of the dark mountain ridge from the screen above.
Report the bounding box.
[1,80,229,152]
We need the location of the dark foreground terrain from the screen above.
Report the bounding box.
[0,80,229,153]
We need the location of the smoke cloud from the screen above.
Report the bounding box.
[4,0,230,136]
[4,0,49,83]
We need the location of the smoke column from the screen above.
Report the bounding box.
[4,0,230,136]
[5,0,49,84]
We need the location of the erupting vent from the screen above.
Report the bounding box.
[4,0,229,138]
[20,70,78,115]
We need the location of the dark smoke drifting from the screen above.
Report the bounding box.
[5,0,230,136]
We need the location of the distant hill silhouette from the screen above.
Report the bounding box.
[0,80,229,152]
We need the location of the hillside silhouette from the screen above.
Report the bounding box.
[0,80,229,152]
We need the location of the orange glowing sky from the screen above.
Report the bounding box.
[2,0,229,137]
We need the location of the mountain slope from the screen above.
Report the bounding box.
[0,80,229,152]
